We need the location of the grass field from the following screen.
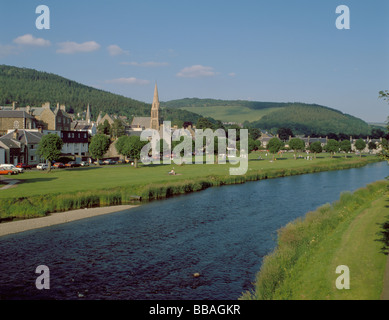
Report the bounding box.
[0,152,381,220]
[241,179,389,300]
[180,106,283,123]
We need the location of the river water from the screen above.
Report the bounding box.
[0,161,388,300]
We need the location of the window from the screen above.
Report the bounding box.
[13,121,20,129]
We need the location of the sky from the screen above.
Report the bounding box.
[0,0,388,122]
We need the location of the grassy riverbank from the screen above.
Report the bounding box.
[0,153,382,221]
[240,179,389,300]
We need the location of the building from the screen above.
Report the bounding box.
[18,102,72,131]
[0,129,43,165]
[0,110,37,135]
[130,82,161,132]
[43,130,89,156]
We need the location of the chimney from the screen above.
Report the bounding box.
[60,104,66,112]
[42,102,50,109]
[13,129,19,140]
[12,101,16,110]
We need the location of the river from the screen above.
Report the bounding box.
[0,161,388,300]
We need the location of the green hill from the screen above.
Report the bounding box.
[162,98,371,136]
[0,65,203,126]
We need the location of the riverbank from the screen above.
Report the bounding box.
[240,179,389,300]
[0,205,138,237]
[0,154,382,221]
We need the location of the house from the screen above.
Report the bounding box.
[0,110,37,135]
[18,102,72,131]
[43,130,89,156]
[0,129,43,165]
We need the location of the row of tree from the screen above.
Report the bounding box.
[264,137,371,160]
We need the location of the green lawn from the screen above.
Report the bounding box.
[0,153,378,200]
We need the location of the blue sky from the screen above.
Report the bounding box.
[0,0,388,122]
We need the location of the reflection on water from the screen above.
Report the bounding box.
[0,162,387,300]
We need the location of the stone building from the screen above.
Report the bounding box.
[130,82,161,131]
[0,110,37,135]
[17,102,72,131]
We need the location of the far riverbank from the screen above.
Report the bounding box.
[0,154,383,222]
[0,205,138,237]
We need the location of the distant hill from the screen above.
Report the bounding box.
[0,65,203,126]
[162,98,371,136]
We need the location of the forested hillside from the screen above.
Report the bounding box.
[162,98,372,136]
[250,104,370,136]
[0,65,203,126]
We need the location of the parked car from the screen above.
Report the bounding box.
[80,161,89,167]
[65,161,81,168]
[93,160,104,165]
[0,169,16,175]
[53,162,65,169]
[104,159,117,165]
[36,163,49,170]
[0,164,24,173]
[16,163,34,169]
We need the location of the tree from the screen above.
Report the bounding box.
[324,139,339,158]
[248,128,262,141]
[196,117,215,130]
[277,127,293,141]
[115,135,147,168]
[97,119,111,136]
[267,137,283,160]
[309,141,322,159]
[89,134,110,164]
[111,119,125,139]
[248,138,261,152]
[289,138,305,159]
[355,138,366,157]
[37,133,63,172]
[340,140,352,158]
[368,141,377,153]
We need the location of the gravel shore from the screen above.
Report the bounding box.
[0,205,139,237]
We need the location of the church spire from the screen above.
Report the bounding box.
[150,82,160,130]
[86,103,91,123]
[153,82,159,106]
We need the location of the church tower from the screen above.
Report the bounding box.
[150,82,160,130]
[86,104,91,124]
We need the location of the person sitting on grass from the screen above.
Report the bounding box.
[169,168,176,175]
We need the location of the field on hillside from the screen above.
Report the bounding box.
[180,105,283,123]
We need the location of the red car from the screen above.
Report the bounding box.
[16,163,34,169]
[0,169,15,175]
[53,162,65,169]
[65,161,81,168]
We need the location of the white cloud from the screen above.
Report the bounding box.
[106,77,150,85]
[229,72,236,77]
[57,41,100,54]
[176,65,216,78]
[13,34,51,47]
[107,44,129,56]
[121,61,169,67]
